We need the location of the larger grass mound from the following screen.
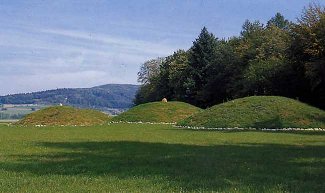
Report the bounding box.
[16,106,110,126]
[112,101,201,123]
[178,96,325,129]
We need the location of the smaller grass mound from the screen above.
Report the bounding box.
[112,101,201,123]
[178,96,325,129]
[15,106,110,126]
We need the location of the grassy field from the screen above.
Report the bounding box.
[0,123,324,192]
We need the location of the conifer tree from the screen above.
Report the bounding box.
[185,27,218,107]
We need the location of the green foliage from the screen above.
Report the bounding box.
[237,18,295,96]
[166,50,189,98]
[201,39,240,107]
[134,51,189,105]
[158,50,189,101]
[137,58,164,84]
[133,83,159,105]
[0,123,325,192]
[290,4,325,108]
[185,27,219,107]
[113,101,201,123]
[15,106,110,126]
[267,12,291,29]
[178,96,325,129]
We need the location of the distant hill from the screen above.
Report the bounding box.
[0,84,139,114]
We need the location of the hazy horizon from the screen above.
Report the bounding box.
[0,0,319,95]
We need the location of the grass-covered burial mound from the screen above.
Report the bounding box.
[16,106,110,126]
[112,101,201,123]
[178,96,325,129]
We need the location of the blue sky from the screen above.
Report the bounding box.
[0,0,322,95]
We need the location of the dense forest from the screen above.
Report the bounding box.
[134,5,325,110]
[0,84,139,110]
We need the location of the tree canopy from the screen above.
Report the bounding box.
[134,5,325,110]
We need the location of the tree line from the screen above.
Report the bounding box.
[134,4,325,110]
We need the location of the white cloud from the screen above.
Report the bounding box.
[40,28,177,56]
[0,25,184,95]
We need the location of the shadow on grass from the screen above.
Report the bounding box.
[1,141,325,192]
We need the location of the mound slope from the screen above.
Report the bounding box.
[16,106,110,126]
[178,96,325,129]
[112,101,201,123]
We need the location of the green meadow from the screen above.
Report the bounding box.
[0,123,324,192]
